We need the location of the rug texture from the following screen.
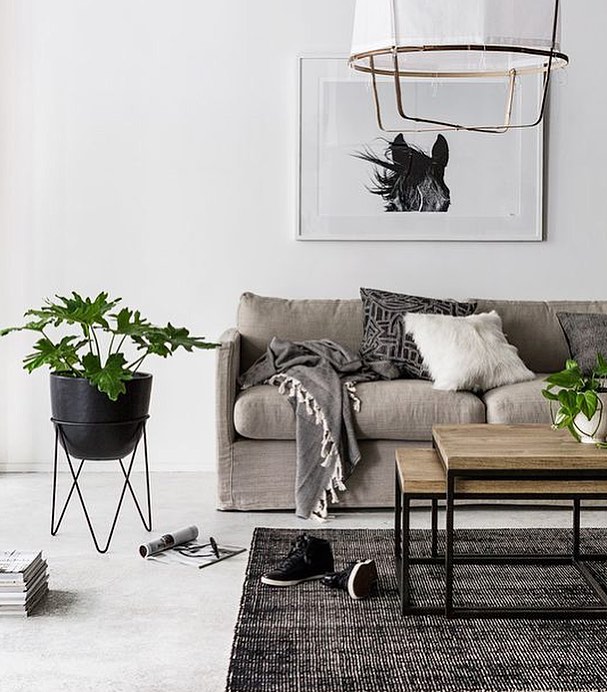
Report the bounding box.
[226,527,607,692]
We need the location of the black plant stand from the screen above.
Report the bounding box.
[50,417,152,553]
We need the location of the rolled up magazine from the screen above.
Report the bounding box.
[139,525,199,558]
[139,525,245,569]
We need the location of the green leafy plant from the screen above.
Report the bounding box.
[541,354,607,442]
[0,292,219,400]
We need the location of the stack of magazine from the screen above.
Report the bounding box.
[0,551,49,617]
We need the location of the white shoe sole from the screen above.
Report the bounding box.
[261,574,325,587]
[347,559,378,600]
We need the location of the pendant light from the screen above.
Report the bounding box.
[349,0,568,133]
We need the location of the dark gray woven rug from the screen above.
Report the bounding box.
[226,527,607,692]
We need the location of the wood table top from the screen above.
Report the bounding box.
[432,424,607,471]
[396,449,445,494]
[394,447,607,494]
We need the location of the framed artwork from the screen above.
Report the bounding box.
[297,56,545,242]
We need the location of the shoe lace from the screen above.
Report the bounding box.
[275,534,310,571]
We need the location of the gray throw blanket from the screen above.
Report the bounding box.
[238,338,377,519]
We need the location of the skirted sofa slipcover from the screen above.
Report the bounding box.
[216,293,607,511]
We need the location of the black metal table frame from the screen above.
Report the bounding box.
[395,466,607,619]
[51,416,152,554]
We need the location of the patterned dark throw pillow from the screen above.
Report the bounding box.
[556,312,607,375]
[359,287,477,379]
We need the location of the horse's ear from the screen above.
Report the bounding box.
[390,134,412,168]
[432,134,449,169]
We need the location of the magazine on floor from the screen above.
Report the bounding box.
[139,525,245,569]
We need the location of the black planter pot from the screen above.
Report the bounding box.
[50,373,153,460]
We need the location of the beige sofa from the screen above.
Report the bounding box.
[216,292,607,511]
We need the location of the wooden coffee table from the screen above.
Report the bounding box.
[395,424,607,618]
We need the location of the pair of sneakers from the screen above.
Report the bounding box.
[260,533,378,600]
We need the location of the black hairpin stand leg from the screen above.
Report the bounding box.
[116,426,152,531]
[51,423,152,553]
[51,428,87,536]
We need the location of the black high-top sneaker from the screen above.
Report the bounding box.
[321,559,378,599]
[261,533,334,586]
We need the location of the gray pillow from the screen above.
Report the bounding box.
[557,312,607,375]
[359,287,477,379]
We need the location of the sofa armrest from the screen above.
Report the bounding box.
[216,328,241,447]
[215,329,240,509]
[216,328,241,508]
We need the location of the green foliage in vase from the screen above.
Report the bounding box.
[0,292,219,400]
[542,355,607,442]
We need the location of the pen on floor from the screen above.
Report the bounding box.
[210,536,220,559]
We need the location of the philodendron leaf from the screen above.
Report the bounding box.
[127,323,219,358]
[576,392,589,419]
[0,326,21,337]
[27,292,121,330]
[22,336,83,373]
[139,328,172,358]
[552,410,570,428]
[112,308,152,337]
[0,314,57,336]
[82,352,132,401]
[557,389,577,411]
[584,390,599,420]
[541,389,559,401]
[162,323,220,353]
[546,369,584,390]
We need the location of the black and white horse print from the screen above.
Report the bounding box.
[356,134,450,212]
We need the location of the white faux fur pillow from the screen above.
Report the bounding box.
[403,311,535,392]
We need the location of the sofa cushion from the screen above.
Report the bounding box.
[474,299,607,374]
[237,294,607,377]
[237,293,363,373]
[482,374,551,425]
[234,380,486,441]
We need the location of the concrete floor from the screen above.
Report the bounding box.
[0,470,606,692]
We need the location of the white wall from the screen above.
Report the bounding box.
[0,0,605,472]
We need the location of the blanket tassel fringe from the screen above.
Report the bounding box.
[270,374,354,520]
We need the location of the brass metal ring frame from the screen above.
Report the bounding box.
[349,44,569,79]
[348,0,568,133]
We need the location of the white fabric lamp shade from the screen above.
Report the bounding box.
[348,0,568,131]
[350,0,568,77]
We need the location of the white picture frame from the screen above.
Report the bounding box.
[297,56,545,242]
